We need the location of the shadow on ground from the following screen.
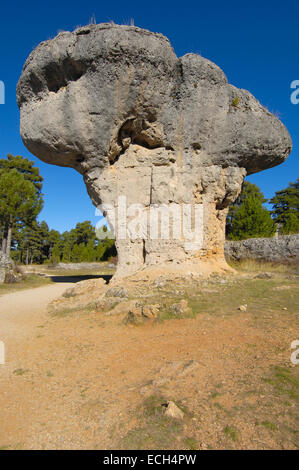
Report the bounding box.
[49,274,113,284]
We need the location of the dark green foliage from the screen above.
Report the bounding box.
[0,154,43,193]
[270,179,299,234]
[0,166,43,256]
[227,181,275,240]
[0,155,44,257]
[12,218,115,265]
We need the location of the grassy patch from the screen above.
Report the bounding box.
[184,437,198,450]
[260,421,277,431]
[119,395,186,450]
[231,97,240,108]
[224,425,239,442]
[0,274,52,296]
[227,259,297,275]
[50,302,97,318]
[262,366,299,401]
[157,300,196,322]
[13,368,28,376]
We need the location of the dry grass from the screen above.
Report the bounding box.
[0,274,52,296]
[227,258,298,274]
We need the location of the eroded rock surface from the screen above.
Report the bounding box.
[17,24,292,278]
[0,250,14,284]
[225,234,299,264]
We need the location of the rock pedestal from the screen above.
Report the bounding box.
[17,24,292,278]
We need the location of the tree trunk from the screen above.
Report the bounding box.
[5,216,13,257]
[1,221,8,254]
[1,236,6,253]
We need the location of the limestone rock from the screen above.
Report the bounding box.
[225,235,299,264]
[238,304,247,312]
[142,304,160,319]
[171,299,191,316]
[164,401,184,420]
[17,24,292,279]
[105,286,128,298]
[0,251,14,284]
[124,303,160,323]
[254,272,272,279]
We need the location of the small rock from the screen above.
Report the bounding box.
[171,299,190,315]
[238,304,247,312]
[172,290,185,296]
[254,272,272,279]
[142,304,160,319]
[126,303,160,322]
[154,279,166,288]
[105,287,128,298]
[62,287,76,298]
[164,401,184,420]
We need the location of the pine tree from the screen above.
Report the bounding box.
[226,181,267,237]
[50,244,61,264]
[0,154,43,194]
[0,170,43,256]
[0,155,43,256]
[71,243,84,262]
[228,193,275,240]
[270,179,299,234]
[62,243,71,262]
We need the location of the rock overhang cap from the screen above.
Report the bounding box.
[17,23,292,176]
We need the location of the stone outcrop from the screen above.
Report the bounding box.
[225,235,299,264]
[17,23,292,278]
[0,250,13,284]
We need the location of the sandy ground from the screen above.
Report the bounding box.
[0,278,298,450]
[0,283,74,339]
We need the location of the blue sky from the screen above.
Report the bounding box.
[0,0,298,232]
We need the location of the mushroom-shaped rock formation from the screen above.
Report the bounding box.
[17,24,292,279]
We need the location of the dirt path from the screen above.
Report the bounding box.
[0,283,73,339]
[0,277,298,450]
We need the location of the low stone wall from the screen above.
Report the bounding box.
[224,234,299,264]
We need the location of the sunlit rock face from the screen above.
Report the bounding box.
[17,24,292,278]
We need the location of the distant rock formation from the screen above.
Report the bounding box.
[17,24,292,278]
[225,235,299,264]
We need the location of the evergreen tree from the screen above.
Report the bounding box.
[14,222,44,264]
[228,194,276,240]
[0,170,43,256]
[270,179,299,234]
[50,244,61,264]
[0,154,43,194]
[95,241,106,261]
[0,155,43,256]
[62,243,72,262]
[71,243,84,262]
[226,181,267,237]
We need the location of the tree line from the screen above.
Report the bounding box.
[0,155,116,264]
[226,180,299,240]
[0,154,298,264]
